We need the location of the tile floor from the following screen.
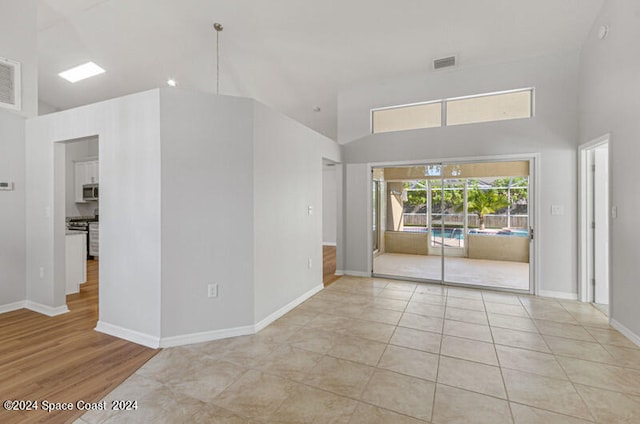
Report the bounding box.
[78,276,640,423]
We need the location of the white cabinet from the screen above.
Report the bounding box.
[75,159,99,203]
[66,232,87,295]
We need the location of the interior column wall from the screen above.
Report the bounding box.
[253,102,341,323]
[26,90,163,342]
[159,90,256,339]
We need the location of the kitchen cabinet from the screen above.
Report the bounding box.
[66,232,87,294]
[74,159,99,203]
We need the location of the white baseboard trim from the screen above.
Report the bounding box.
[343,270,371,278]
[95,321,160,349]
[0,300,26,314]
[255,283,324,333]
[335,269,345,276]
[538,290,578,300]
[25,301,69,317]
[610,318,640,348]
[160,325,254,348]
[323,242,337,246]
[98,285,325,349]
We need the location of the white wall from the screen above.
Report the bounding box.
[339,52,581,296]
[65,137,99,218]
[253,102,340,322]
[0,0,36,311]
[579,0,640,339]
[0,111,26,308]
[322,164,337,245]
[159,89,256,338]
[0,0,37,118]
[26,90,163,340]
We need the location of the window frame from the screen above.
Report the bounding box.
[370,87,535,134]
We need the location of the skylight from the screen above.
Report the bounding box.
[58,62,106,83]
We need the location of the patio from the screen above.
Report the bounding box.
[374,253,529,291]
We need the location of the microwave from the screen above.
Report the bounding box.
[83,184,99,201]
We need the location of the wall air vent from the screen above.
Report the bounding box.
[433,55,457,70]
[0,57,21,111]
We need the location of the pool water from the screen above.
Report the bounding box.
[404,227,528,238]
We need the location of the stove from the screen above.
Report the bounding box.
[67,218,98,258]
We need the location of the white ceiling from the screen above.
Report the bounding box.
[37,0,605,140]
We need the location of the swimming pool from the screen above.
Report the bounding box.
[403,227,528,238]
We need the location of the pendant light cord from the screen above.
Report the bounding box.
[214,23,223,95]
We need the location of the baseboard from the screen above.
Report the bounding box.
[0,300,26,314]
[162,284,323,348]
[323,242,337,246]
[610,318,640,348]
[97,285,325,349]
[335,269,345,276]
[159,325,255,348]
[538,290,578,300]
[254,283,324,333]
[343,270,371,278]
[25,301,69,317]
[95,321,160,349]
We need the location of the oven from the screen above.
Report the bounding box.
[67,219,98,259]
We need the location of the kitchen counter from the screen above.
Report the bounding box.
[66,232,87,294]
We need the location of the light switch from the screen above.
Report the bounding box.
[611,206,618,219]
[551,205,564,216]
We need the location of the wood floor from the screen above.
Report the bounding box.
[323,245,340,286]
[0,260,159,424]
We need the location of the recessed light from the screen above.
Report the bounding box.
[59,62,105,83]
[167,79,177,87]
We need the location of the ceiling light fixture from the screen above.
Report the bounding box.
[213,22,223,95]
[59,61,105,83]
[167,78,177,87]
[313,106,321,112]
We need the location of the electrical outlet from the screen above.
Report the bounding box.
[308,257,312,269]
[308,205,313,216]
[208,283,218,298]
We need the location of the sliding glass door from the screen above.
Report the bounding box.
[372,159,532,293]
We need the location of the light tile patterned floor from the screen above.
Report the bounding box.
[374,253,530,291]
[78,277,640,423]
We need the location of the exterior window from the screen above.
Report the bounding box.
[446,89,532,126]
[371,88,533,134]
[372,102,441,134]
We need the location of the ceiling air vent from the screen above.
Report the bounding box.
[0,57,21,111]
[433,55,457,70]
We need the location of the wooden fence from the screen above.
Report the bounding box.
[403,213,528,229]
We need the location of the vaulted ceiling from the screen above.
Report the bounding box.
[37,0,605,139]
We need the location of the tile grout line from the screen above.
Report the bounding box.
[482,290,516,424]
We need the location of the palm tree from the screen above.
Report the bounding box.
[464,185,509,230]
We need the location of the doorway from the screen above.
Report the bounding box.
[61,136,100,314]
[579,137,610,312]
[372,158,534,293]
[323,159,340,286]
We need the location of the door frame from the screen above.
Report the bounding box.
[578,134,611,303]
[368,152,539,295]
